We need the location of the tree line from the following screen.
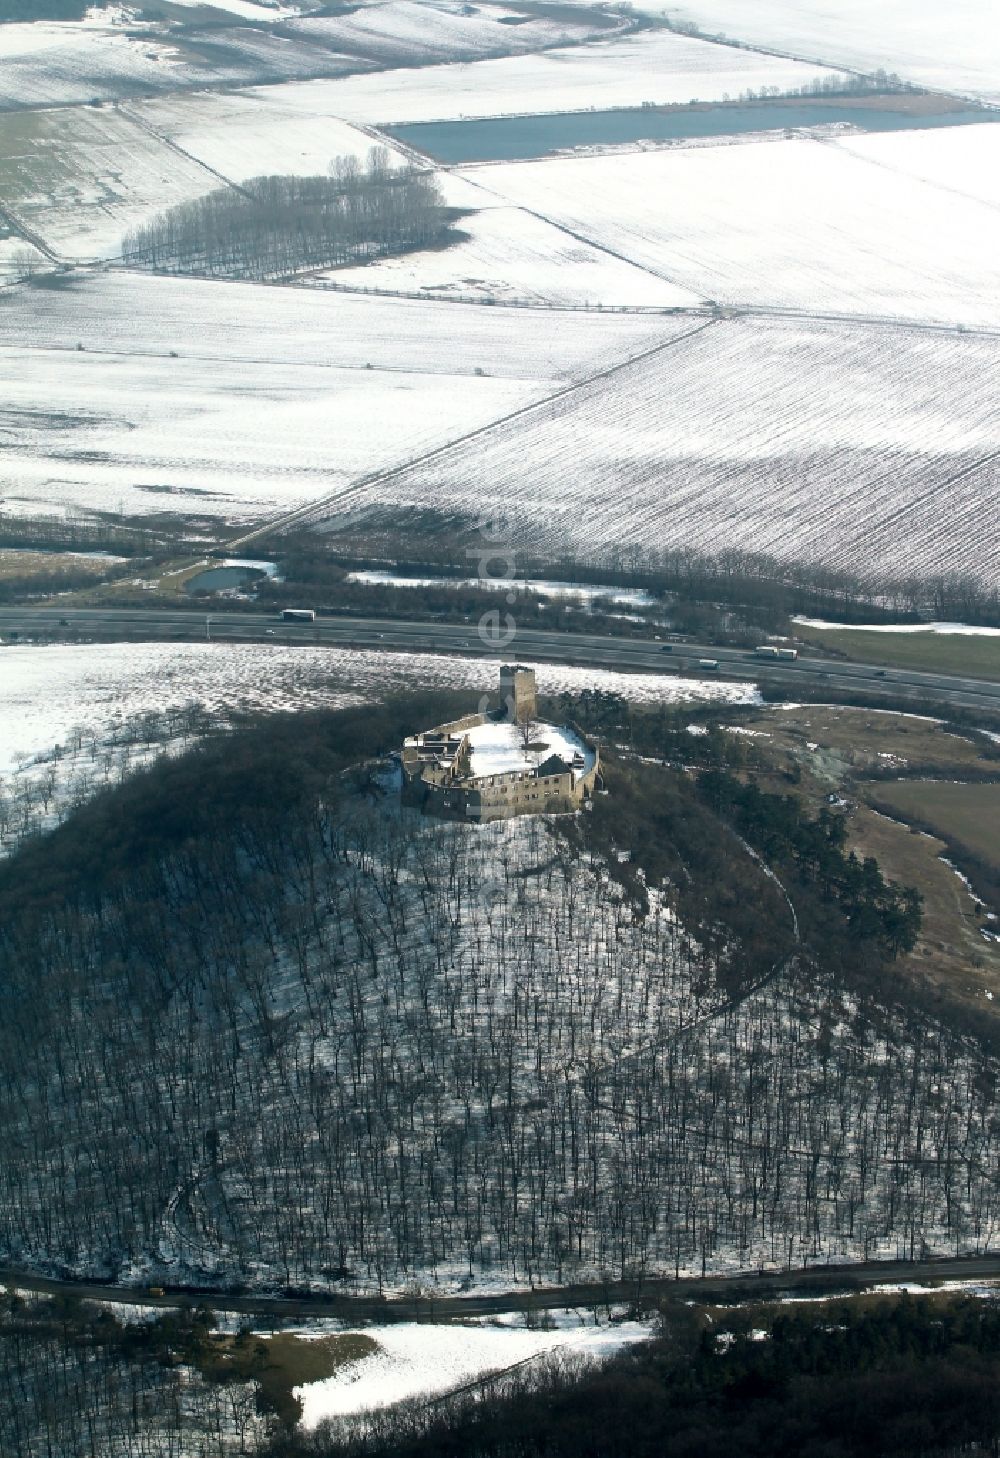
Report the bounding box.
[121,149,456,281]
[264,529,1000,641]
[698,768,922,961]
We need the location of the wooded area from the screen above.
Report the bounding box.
[121,150,455,280]
[284,1296,1000,1458]
[0,696,987,1308]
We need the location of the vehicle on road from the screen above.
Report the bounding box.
[777,647,798,660]
[660,644,673,652]
[281,608,316,622]
[699,658,720,670]
[754,645,780,658]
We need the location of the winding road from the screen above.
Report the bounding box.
[2,1253,1000,1322]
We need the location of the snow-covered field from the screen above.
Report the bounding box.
[128,90,406,186]
[0,640,757,777]
[0,347,546,522]
[0,18,195,109]
[280,28,846,125]
[0,272,679,522]
[326,313,1000,584]
[1,271,668,378]
[318,194,693,307]
[668,0,1000,104]
[295,1317,654,1428]
[462,132,1000,327]
[834,122,1000,212]
[0,103,223,261]
[0,11,361,110]
[285,0,620,66]
[163,0,303,17]
[0,1,618,110]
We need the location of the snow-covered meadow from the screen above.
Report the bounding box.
[295,1317,655,1428]
[284,0,621,67]
[668,0,1000,104]
[0,103,224,261]
[0,640,757,778]
[0,10,360,110]
[285,27,847,126]
[833,122,1000,213]
[326,312,1000,585]
[0,347,542,522]
[0,272,675,523]
[462,132,1000,327]
[1,271,667,376]
[0,0,619,111]
[315,195,694,307]
[127,90,406,187]
[0,17,196,109]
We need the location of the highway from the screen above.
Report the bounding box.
[3,1254,1000,1322]
[2,606,1000,716]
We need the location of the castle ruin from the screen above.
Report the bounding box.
[401,666,599,823]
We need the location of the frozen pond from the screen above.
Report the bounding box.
[391,101,999,164]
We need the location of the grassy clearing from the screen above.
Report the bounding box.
[0,549,124,581]
[741,705,995,783]
[848,803,1000,1000]
[796,624,1000,680]
[737,705,1000,1012]
[198,1330,379,1426]
[870,780,1000,872]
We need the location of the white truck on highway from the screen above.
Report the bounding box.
[281,608,316,622]
[754,645,798,660]
[699,658,720,670]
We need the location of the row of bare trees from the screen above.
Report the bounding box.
[121,148,451,280]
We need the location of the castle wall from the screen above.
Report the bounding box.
[401,669,600,823]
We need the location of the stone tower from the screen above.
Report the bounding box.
[499,664,537,724]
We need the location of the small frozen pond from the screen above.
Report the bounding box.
[184,558,277,594]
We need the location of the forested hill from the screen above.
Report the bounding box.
[0,696,992,1300]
